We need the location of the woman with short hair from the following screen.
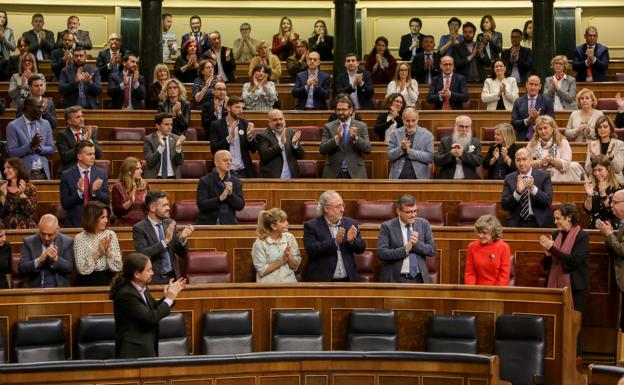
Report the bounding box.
[543,55,577,111]
[565,88,604,142]
[158,78,190,136]
[464,214,510,286]
[585,116,624,183]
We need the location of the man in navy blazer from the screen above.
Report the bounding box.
[572,26,609,82]
[399,18,425,61]
[501,148,554,228]
[501,29,533,84]
[511,75,554,141]
[107,53,146,109]
[96,33,126,82]
[426,56,468,110]
[60,141,109,228]
[303,191,366,282]
[377,194,436,283]
[332,53,375,109]
[292,51,330,110]
[59,46,102,109]
[411,35,441,85]
[180,16,212,53]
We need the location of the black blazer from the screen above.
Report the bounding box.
[209,118,258,177]
[108,71,146,109]
[0,242,10,288]
[196,171,245,225]
[482,142,518,180]
[426,73,468,109]
[511,94,555,141]
[308,35,334,61]
[96,48,127,82]
[158,100,191,136]
[55,127,103,177]
[201,100,227,139]
[50,47,71,80]
[58,64,102,109]
[60,165,109,227]
[543,229,590,295]
[23,29,55,59]
[501,169,554,228]
[501,46,533,84]
[411,51,441,85]
[211,46,236,83]
[399,33,425,61]
[55,29,92,50]
[435,136,483,179]
[112,280,171,359]
[332,70,375,109]
[256,128,305,177]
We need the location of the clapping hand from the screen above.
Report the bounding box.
[596,219,614,236]
[335,227,345,246]
[451,143,463,157]
[346,225,358,242]
[401,137,411,151]
[291,130,301,145]
[164,277,187,301]
[165,221,176,244]
[616,92,624,111]
[176,134,185,149]
[516,174,527,193]
[539,235,554,251]
[584,179,594,196]
[92,178,103,193]
[405,231,419,252]
[523,175,535,190]
[179,224,195,241]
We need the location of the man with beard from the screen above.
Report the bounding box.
[55,15,92,50]
[201,81,228,140]
[451,21,491,84]
[96,33,126,82]
[181,15,211,53]
[435,115,483,179]
[161,13,178,61]
[511,75,554,141]
[320,94,371,179]
[256,109,305,178]
[132,190,194,284]
[50,31,76,80]
[59,45,102,109]
[387,107,434,180]
[108,53,146,109]
[206,31,236,83]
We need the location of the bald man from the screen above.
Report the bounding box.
[256,109,305,178]
[196,150,245,225]
[96,32,126,81]
[511,75,555,141]
[18,214,75,287]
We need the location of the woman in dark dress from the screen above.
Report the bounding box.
[583,155,622,229]
[483,123,518,180]
[308,20,333,61]
[146,63,170,110]
[158,78,191,136]
[174,39,201,84]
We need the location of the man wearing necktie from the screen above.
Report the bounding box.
[426,56,468,110]
[377,194,436,283]
[144,113,185,179]
[399,17,425,61]
[181,15,211,54]
[55,105,102,176]
[108,53,146,109]
[96,33,125,82]
[511,75,554,141]
[572,26,609,82]
[411,36,441,86]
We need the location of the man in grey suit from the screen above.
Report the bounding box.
[22,13,55,60]
[387,107,434,179]
[55,15,92,50]
[257,109,305,178]
[435,115,483,179]
[18,214,74,288]
[320,94,371,179]
[377,194,436,283]
[144,112,185,179]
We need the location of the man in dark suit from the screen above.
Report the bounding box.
[435,115,483,179]
[96,33,126,82]
[50,31,76,80]
[55,15,92,50]
[181,15,212,53]
[501,148,554,228]
[22,14,54,60]
[201,81,228,140]
[411,35,440,85]
[399,17,425,61]
[110,252,186,358]
[333,53,375,110]
[196,150,245,225]
[60,141,109,228]
[426,56,469,110]
[15,74,57,128]
[511,75,555,141]
[18,214,74,288]
[572,26,609,82]
[257,109,305,178]
[206,31,236,83]
[55,105,102,176]
[292,50,330,110]
[59,45,102,109]
[303,190,365,282]
[377,194,436,283]
[144,112,184,179]
[132,190,194,284]
[451,22,491,84]
[209,96,257,178]
[108,53,146,109]
[501,29,532,84]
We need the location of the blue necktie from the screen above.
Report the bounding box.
[161,137,168,177]
[406,224,420,278]
[29,121,37,137]
[341,123,349,169]
[156,223,172,273]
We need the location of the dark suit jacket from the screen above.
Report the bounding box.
[108,70,146,109]
[399,33,425,61]
[158,100,191,136]
[55,30,92,50]
[452,42,491,83]
[60,164,109,227]
[96,48,127,82]
[200,99,227,139]
[212,46,236,83]
[320,119,371,179]
[18,232,74,288]
[181,32,212,53]
[50,47,72,80]
[0,242,11,288]
[143,132,184,179]
[308,35,334,61]
[572,43,609,82]
[15,94,57,128]
[256,128,305,177]
[132,217,188,283]
[55,127,103,176]
[58,64,102,109]
[302,216,365,282]
[332,70,375,109]
[426,73,469,109]
[501,169,554,228]
[196,171,245,225]
[501,46,533,84]
[376,217,436,283]
[292,70,330,110]
[112,280,170,358]
[209,118,258,177]
[511,94,555,141]
[23,29,55,59]
[435,136,483,179]
[411,51,441,85]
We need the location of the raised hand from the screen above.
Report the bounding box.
[346,225,358,242]
[291,130,301,145]
[92,178,104,192]
[165,221,176,244]
[180,224,195,241]
[335,227,345,246]
[164,277,187,300]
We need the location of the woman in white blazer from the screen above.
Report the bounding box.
[480,59,518,111]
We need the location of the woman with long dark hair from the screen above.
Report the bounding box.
[364,36,397,84]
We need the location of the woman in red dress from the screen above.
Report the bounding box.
[464,214,510,286]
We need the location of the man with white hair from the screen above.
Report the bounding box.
[435,115,483,179]
[387,107,434,179]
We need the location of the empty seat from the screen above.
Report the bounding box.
[426,256,440,284]
[171,200,199,225]
[596,98,618,110]
[292,126,321,141]
[482,127,496,141]
[185,128,198,141]
[201,310,253,355]
[94,159,112,179]
[416,202,444,226]
[13,319,66,363]
[235,201,266,224]
[617,73,624,82]
[111,127,146,141]
[355,251,376,282]
[272,310,323,351]
[494,315,546,385]
[435,126,454,141]
[346,310,397,351]
[302,201,318,222]
[158,312,189,357]
[426,314,478,354]
[354,201,394,225]
[186,251,231,284]
[76,315,116,360]
[179,160,208,178]
[297,160,320,178]
[456,202,497,226]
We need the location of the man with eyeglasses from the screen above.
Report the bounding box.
[426,55,468,110]
[292,50,330,110]
[377,194,436,283]
[233,23,258,64]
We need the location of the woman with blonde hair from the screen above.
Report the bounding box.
[158,78,190,136]
[251,208,301,283]
[272,16,299,61]
[111,157,150,226]
[464,214,510,286]
[249,40,282,83]
[585,116,624,183]
[146,63,170,109]
[583,155,622,229]
[565,88,604,142]
[8,52,43,107]
[386,62,419,108]
[543,55,577,111]
[482,123,518,179]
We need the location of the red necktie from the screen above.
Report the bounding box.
[123,75,131,108]
[443,76,451,110]
[75,132,81,142]
[83,170,90,206]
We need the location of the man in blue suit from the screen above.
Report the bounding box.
[376,194,436,283]
[292,51,330,110]
[332,53,375,110]
[60,141,109,228]
[59,45,102,109]
[426,56,469,110]
[303,190,366,282]
[511,75,554,141]
[7,96,56,180]
[572,26,609,82]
